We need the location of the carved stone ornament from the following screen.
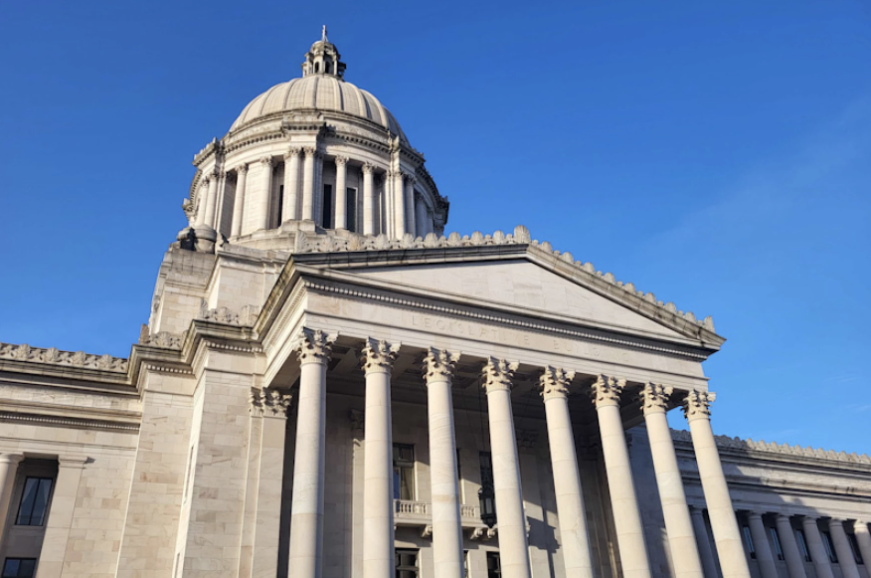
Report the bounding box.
[294,327,338,364]
[362,162,375,175]
[198,301,261,326]
[682,390,716,422]
[361,337,401,373]
[482,357,519,393]
[249,387,293,418]
[303,147,317,157]
[259,156,274,166]
[235,163,249,175]
[349,409,365,433]
[590,375,626,408]
[334,155,348,166]
[284,147,301,160]
[539,366,575,400]
[422,348,460,382]
[421,525,433,539]
[0,342,128,373]
[139,330,185,350]
[640,383,674,416]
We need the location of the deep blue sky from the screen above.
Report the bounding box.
[1,1,869,454]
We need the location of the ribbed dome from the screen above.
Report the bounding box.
[230,75,408,142]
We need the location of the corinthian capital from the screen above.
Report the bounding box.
[335,155,349,166]
[422,348,460,383]
[590,375,625,408]
[361,337,401,374]
[482,357,519,393]
[539,366,575,400]
[235,163,248,175]
[362,162,375,175]
[303,147,317,157]
[640,383,674,416]
[682,390,716,422]
[284,147,301,160]
[294,327,338,365]
[249,387,293,418]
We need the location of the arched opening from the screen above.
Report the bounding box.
[325,62,332,74]
[314,62,320,73]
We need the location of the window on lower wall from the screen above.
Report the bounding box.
[822,531,838,563]
[346,188,357,232]
[796,528,813,562]
[15,478,52,526]
[2,559,36,578]
[322,184,333,229]
[486,552,501,578]
[742,525,757,559]
[392,444,415,501]
[395,549,418,578]
[769,527,785,561]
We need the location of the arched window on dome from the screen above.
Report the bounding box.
[325,62,332,74]
[314,62,320,73]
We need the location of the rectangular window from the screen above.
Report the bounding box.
[277,184,284,225]
[486,552,501,578]
[346,188,357,232]
[796,529,812,562]
[393,444,415,501]
[849,533,863,564]
[463,551,469,578]
[395,548,418,578]
[822,531,838,563]
[16,477,52,526]
[322,184,333,229]
[742,525,757,559]
[2,559,36,578]
[769,527,785,561]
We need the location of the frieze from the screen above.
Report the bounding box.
[198,301,261,326]
[0,342,128,373]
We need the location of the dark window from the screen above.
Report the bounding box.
[16,477,52,526]
[796,529,812,562]
[395,549,418,578]
[822,531,838,563]
[742,525,757,559]
[770,527,785,561]
[325,62,331,74]
[277,184,284,225]
[849,533,863,564]
[314,62,319,73]
[322,184,333,229]
[393,444,415,501]
[2,559,36,578]
[463,551,469,578]
[346,188,357,232]
[486,552,501,578]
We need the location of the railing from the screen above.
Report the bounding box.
[395,500,429,515]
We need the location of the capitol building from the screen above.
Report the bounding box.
[1,30,870,578]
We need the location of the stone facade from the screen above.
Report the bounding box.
[0,30,868,578]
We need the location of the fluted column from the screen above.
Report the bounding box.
[683,391,751,578]
[641,384,704,578]
[592,375,651,578]
[801,517,834,578]
[423,349,464,578]
[690,507,720,578]
[404,175,416,237]
[288,328,337,578]
[203,173,219,229]
[775,515,807,578]
[853,521,871,574]
[482,358,532,578]
[540,367,594,578]
[362,164,375,235]
[231,165,248,237]
[258,157,274,232]
[361,338,401,578]
[0,453,23,546]
[394,171,406,237]
[283,148,301,222]
[335,156,348,229]
[748,512,779,578]
[829,519,861,578]
[302,147,317,221]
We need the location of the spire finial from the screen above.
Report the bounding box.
[322,25,328,43]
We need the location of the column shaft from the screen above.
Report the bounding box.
[684,392,751,578]
[283,149,301,222]
[593,376,651,578]
[231,166,248,237]
[853,522,871,575]
[302,148,316,221]
[829,519,861,578]
[393,172,406,237]
[362,165,375,235]
[415,199,428,238]
[691,508,720,578]
[0,453,23,546]
[748,513,779,578]
[204,174,219,228]
[775,515,808,578]
[540,368,594,578]
[483,359,532,578]
[259,159,273,231]
[424,350,464,578]
[335,157,348,229]
[801,517,834,578]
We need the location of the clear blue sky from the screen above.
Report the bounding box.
[1,1,869,454]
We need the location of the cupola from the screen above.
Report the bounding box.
[301,26,346,79]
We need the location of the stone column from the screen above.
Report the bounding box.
[362,164,375,235]
[394,171,406,237]
[302,147,317,221]
[540,367,594,578]
[748,512,779,578]
[37,455,88,578]
[361,338,401,578]
[288,328,337,578]
[314,152,324,226]
[853,522,871,575]
[775,515,808,578]
[203,173,219,229]
[592,375,651,578]
[690,507,720,578]
[283,148,301,222]
[482,358,532,578]
[423,349,464,578]
[641,384,704,578]
[415,198,428,238]
[404,175,416,237]
[683,391,751,578]
[231,165,248,237]
[335,156,348,230]
[829,519,861,578]
[0,453,23,545]
[801,517,834,578]
[258,157,274,232]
